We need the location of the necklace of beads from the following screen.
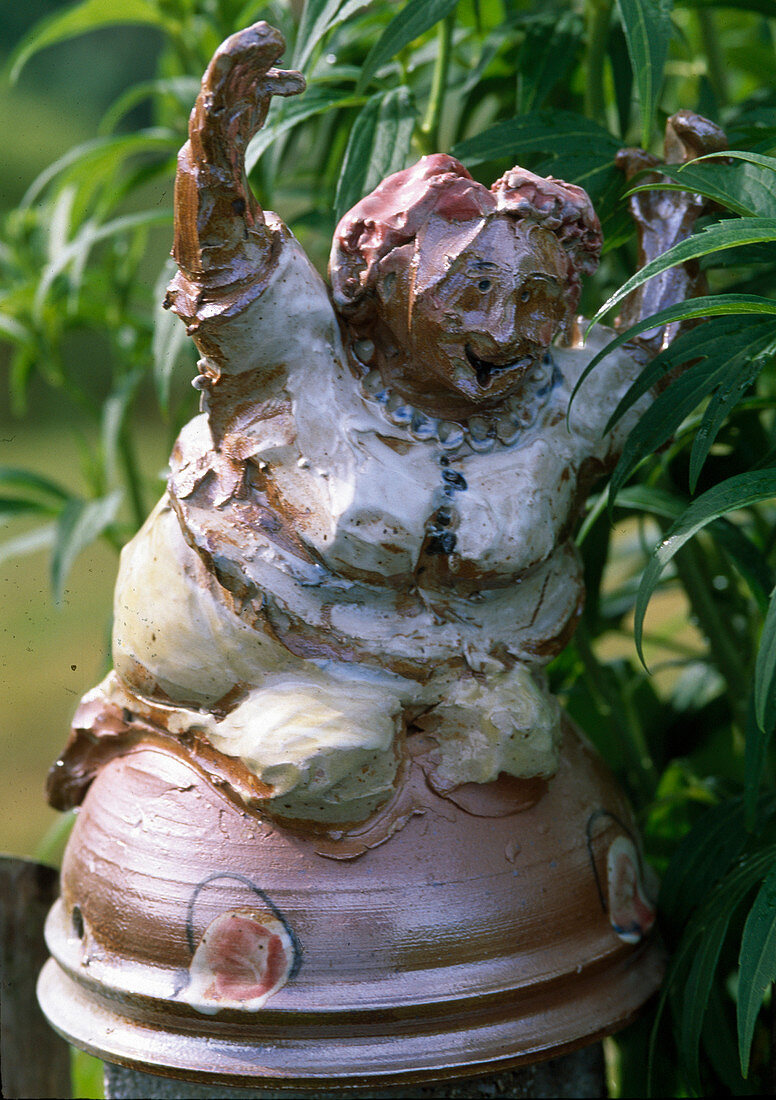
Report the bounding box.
[348,338,560,456]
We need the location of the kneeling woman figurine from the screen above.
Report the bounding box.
[40,21,724,1085]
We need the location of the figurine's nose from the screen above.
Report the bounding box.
[487,300,518,348]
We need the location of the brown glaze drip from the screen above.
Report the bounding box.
[47,686,273,815]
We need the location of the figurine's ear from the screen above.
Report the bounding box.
[490,168,602,285]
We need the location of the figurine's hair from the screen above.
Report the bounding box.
[329,154,602,322]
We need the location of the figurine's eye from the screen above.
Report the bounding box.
[477,279,492,292]
[520,288,532,303]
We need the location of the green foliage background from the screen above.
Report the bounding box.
[3,0,776,1095]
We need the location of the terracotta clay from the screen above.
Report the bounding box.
[41,721,663,1086]
[40,19,726,1083]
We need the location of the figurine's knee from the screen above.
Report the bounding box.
[417,666,561,790]
[205,672,407,823]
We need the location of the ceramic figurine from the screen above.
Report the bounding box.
[38,22,725,1086]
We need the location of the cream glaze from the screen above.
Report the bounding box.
[109,223,645,822]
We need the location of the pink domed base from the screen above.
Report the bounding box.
[39,719,663,1088]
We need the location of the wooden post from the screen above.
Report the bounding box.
[104,1045,606,1098]
[0,856,72,1099]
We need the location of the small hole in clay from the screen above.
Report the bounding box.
[72,905,84,939]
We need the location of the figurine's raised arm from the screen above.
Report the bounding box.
[615,110,727,358]
[164,24,305,401]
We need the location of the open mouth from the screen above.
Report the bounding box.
[465,346,532,388]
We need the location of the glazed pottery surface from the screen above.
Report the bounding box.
[39,720,663,1088]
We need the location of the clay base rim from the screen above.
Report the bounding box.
[38,938,663,1089]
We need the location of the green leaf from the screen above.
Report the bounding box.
[334,88,417,222]
[755,587,776,732]
[605,317,776,504]
[689,342,775,491]
[0,468,69,503]
[22,130,178,211]
[294,0,374,71]
[592,219,776,327]
[694,149,776,173]
[712,520,773,613]
[682,0,776,19]
[738,862,776,1076]
[51,492,122,602]
[515,12,583,113]
[745,694,775,829]
[634,471,776,664]
[35,209,173,316]
[246,89,366,174]
[100,77,200,136]
[153,260,191,412]
[608,21,634,138]
[0,524,57,568]
[659,797,749,927]
[0,314,28,344]
[616,0,675,147]
[573,295,776,409]
[453,108,619,165]
[8,0,168,84]
[356,0,461,93]
[101,372,145,486]
[629,158,776,218]
[0,497,57,517]
[652,844,776,1091]
[453,110,621,209]
[680,893,737,1090]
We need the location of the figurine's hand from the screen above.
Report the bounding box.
[664,109,727,165]
[171,23,305,289]
[193,23,305,161]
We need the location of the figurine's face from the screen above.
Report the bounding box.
[375,217,569,417]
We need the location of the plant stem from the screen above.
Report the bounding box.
[673,539,749,727]
[575,620,658,805]
[420,13,454,153]
[696,8,728,108]
[584,0,613,123]
[118,428,146,532]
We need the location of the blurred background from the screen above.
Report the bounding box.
[0,1,174,858]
